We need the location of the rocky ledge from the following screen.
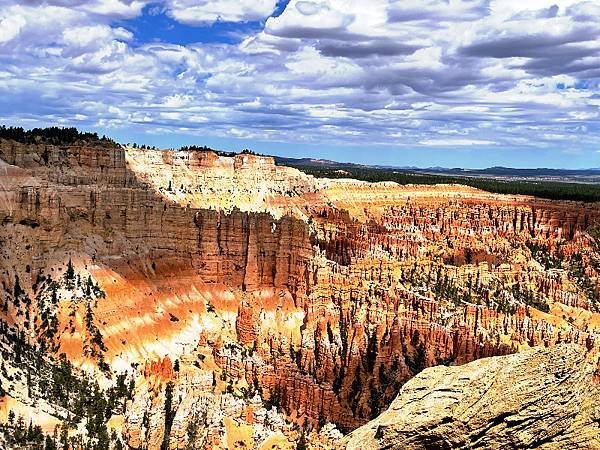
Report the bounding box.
[342,344,600,450]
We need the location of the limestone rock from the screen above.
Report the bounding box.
[342,344,600,450]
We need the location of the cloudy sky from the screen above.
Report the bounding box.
[0,0,599,168]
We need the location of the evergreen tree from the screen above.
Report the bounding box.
[60,424,68,450]
[45,434,57,450]
[13,276,24,307]
[51,283,59,304]
[65,259,75,284]
[161,382,175,450]
[296,429,308,450]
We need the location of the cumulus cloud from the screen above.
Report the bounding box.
[18,0,149,19]
[420,139,496,146]
[0,13,26,44]
[0,0,598,155]
[165,0,278,24]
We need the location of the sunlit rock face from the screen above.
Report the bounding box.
[342,344,600,450]
[0,140,599,449]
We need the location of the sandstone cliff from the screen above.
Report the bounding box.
[342,344,600,450]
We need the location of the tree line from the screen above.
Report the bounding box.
[177,145,260,157]
[291,165,600,203]
[0,126,116,147]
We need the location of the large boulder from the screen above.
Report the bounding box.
[342,344,600,449]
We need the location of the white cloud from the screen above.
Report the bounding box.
[489,0,583,17]
[0,0,597,155]
[62,25,132,51]
[165,0,278,24]
[419,139,497,146]
[80,0,148,18]
[0,12,26,44]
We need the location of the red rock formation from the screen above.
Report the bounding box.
[143,357,175,381]
[0,140,599,448]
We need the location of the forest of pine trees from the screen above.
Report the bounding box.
[0,126,116,147]
[292,165,600,203]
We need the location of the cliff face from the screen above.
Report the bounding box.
[125,147,320,218]
[342,344,600,450]
[0,140,599,449]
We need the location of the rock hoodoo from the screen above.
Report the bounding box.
[0,137,599,449]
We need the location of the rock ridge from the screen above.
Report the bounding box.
[342,344,600,449]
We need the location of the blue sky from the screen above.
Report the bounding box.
[120,2,287,46]
[0,0,599,168]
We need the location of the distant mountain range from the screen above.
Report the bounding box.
[274,156,600,179]
[274,156,370,169]
[422,166,600,177]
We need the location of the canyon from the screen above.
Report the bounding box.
[0,136,599,449]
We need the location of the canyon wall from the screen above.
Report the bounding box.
[0,140,599,449]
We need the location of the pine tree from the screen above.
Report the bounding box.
[366,330,378,373]
[60,424,68,450]
[27,420,33,442]
[65,259,75,284]
[86,276,93,298]
[161,382,175,450]
[45,434,57,450]
[51,283,59,304]
[13,276,24,307]
[296,429,308,450]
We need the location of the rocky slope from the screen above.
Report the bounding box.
[342,344,600,449]
[0,137,599,449]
